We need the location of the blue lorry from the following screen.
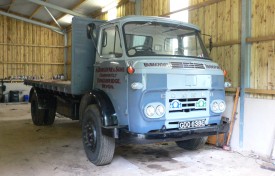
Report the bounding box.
[25,16,229,166]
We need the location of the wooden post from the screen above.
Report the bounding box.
[226,87,240,146]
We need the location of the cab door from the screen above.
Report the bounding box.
[93,25,128,125]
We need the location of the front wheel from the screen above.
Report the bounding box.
[176,137,208,150]
[82,105,115,166]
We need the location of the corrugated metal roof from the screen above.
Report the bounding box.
[0,0,115,31]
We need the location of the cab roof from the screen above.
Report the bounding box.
[104,15,201,31]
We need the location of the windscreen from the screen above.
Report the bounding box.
[123,21,209,59]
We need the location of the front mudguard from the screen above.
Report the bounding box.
[79,89,117,127]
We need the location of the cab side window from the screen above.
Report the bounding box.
[100,26,122,58]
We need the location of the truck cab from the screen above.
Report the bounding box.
[81,16,228,165]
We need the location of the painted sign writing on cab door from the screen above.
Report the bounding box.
[96,67,125,89]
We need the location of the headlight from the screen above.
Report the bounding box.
[219,101,226,112]
[211,102,219,112]
[156,105,165,116]
[211,100,226,113]
[144,103,165,118]
[145,105,155,117]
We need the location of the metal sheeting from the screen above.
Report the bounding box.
[0,0,116,32]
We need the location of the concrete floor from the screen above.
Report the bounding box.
[0,104,274,176]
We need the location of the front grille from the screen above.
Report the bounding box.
[168,98,207,113]
[170,62,205,69]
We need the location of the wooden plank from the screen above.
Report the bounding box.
[33,25,37,76]
[0,15,3,78]
[258,42,268,99]
[198,6,205,39]
[142,0,147,15]
[245,88,275,95]
[247,35,275,43]
[153,0,158,16]
[28,23,33,76]
[6,17,9,77]
[226,87,240,146]
[0,43,65,48]
[205,40,240,48]
[2,62,64,65]
[267,41,275,91]
[261,0,267,37]
[204,2,210,44]
[224,46,231,85]
[250,43,256,92]
[160,0,225,17]
[41,27,45,77]
[225,87,237,92]
[217,1,223,43]
[232,45,240,87]
[231,0,240,41]
[224,0,231,42]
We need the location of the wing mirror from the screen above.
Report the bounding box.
[87,23,96,39]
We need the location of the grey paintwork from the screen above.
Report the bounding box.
[71,17,104,95]
[106,15,201,31]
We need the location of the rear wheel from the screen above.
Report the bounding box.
[176,137,208,150]
[44,97,56,125]
[82,105,115,166]
[30,93,46,126]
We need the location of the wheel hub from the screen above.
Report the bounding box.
[84,121,97,152]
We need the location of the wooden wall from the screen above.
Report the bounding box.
[67,30,72,80]
[142,0,170,16]
[0,15,64,80]
[117,1,135,18]
[187,0,241,88]
[250,0,275,95]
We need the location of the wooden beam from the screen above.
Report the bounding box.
[29,0,47,19]
[160,0,225,17]
[246,35,275,43]
[245,88,275,95]
[7,0,15,13]
[0,42,65,48]
[3,62,64,65]
[225,87,238,93]
[213,40,241,47]
[205,40,241,48]
[50,0,86,25]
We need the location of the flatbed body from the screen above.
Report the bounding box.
[25,79,72,94]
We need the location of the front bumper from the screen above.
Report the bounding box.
[115,122,229,145]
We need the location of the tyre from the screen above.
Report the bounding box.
[82,105,115,166]
[44,97,57,125]
[176,137,208,150]
[30,93,46,126]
